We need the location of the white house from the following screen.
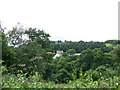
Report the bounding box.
[53,50,63,59]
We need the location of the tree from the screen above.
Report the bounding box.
[105,40,120,45]
[66,49,76,56]
[7,23,25,47]
[0,27,16,67]
[25,28,50,48]
[14,28,52,78]
[78,49,94,71]
[111,45,120,63]
[92,48,105,69]
[75,48,108,71]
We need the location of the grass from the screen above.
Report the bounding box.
[105,43,114,48]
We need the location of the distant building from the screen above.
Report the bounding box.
[53,51,81,59]
[74,53,81,56]
[53,50,63,59]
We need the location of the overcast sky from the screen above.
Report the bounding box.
[0,0,119,41]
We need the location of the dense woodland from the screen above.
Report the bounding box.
[0,24,120,88]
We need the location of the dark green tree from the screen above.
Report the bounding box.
[111,45,120,64]
[25,28,50,48]
[66,49,76,56]
[0,27,16,67]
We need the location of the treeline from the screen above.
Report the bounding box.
[50,40,119,53]
[0,24,120,88]
[105,40,120,44]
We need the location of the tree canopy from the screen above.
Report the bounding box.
[1,24,120,88]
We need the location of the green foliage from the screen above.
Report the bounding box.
[7,25,24,47]
[2,70,119,88]
[75,48,114,71]
[106,43,113,47]
[111,45,120,63]
[105,40,120,45]
[66,49,76,56]
[25,28,50,48]
[1,30,16,67]
[1,24,120,88]
[50,40,113,53]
